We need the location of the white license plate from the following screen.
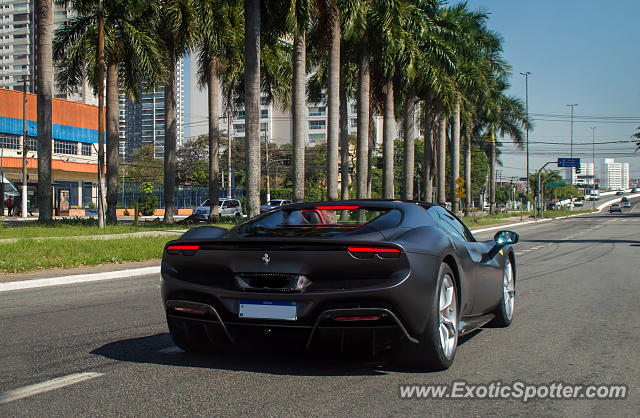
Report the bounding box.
[238,299,297,320]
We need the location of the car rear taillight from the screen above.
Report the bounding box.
[166,245,200,255]
[315,205,359,210]
[334,316,380,321]
[347,246,401,259]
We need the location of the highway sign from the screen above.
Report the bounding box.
[558,158,580,168]
[546,182,566,187]
[455,177,465,186]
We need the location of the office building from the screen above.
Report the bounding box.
[0,0,96,104]
[601,158,630,191]
[118,58,185,160]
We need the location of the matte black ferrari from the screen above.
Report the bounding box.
[161,200,518,370]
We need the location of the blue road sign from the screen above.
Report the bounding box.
[558,158,580,168]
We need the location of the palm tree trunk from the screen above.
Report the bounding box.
[36,0,53,220]
[106,62,119,224]
[339,68,349,200]
[208,56,220,222]
[490,129,496,215]
[402,91,415,200]
[423,106,434,203]
[292,31,306,202]
[163,41,177,223]
[450,94,460,212]
[367,102,375,198]
[356,45,370,200]
[244,0,260,217]
[382,77,394,199]
[326,12,340,201]
[464,129,471,210]
[437,115,446,204]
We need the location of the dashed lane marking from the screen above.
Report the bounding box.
[0,372,104,405]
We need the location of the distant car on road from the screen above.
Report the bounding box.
[616,191,624,196]
[622,201,631,208]
[609,203,622,213]
[632,188,638,193]
[573,199,584,207]
[260,199,292,213]
[192,198,243,219]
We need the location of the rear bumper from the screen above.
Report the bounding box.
[165,300,418,351]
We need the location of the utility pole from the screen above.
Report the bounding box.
[264,124,270,204]
[590,126,596,210]
[22,76,29,218]
[567,104,578,158]
[520,72,531,198]
[97,0,106,228]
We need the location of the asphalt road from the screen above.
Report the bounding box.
[1,199,639,416]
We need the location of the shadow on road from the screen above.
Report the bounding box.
[91,332,465,376]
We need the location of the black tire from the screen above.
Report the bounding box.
[491,257,515,327]
[392,263,459,370]
[167,318,210,352]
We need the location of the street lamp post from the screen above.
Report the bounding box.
[590,127,596,210]
[520,72,531,199]
[567,104,578,158]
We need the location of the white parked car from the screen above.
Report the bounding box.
[192,198,243,219]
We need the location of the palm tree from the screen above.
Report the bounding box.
[194,0,242,221]
[244,0,260,217]
[289,0,310,202]
[317,0,340,201]
[54,0,164,224]
[156,0,197,223]
[36,0,53,221]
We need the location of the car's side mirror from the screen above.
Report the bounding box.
[494,230,519,247]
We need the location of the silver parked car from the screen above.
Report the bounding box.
[193,198,243,219]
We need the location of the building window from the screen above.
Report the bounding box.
[309,120,326,130]
[308,133,326,143]
[308,106,326,117]
[0,133,20,150]
[233,123,245,133]
[81,143,92,156]
[261,109,269,118]
[350,118,357,128]
[261,96,268,106]
[260,122,268,132]
[27,137,38,151]
[54,140,78,155]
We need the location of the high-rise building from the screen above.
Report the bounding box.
[601,158,630,191]
[0,0,96,104]
[118,58,185,160]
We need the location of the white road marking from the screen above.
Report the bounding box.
[0,372,103,405]
[0,266,161,293]
[156,346,182,354]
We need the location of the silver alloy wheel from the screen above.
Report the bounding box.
[503,260,515,320]
[438,274,458,359]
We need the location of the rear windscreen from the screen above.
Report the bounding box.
[233,207,401,237]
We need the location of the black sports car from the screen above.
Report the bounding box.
[161,200,518,370]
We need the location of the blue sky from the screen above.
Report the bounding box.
[462,0,640,178]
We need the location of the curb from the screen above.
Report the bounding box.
[0,266,160,293]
